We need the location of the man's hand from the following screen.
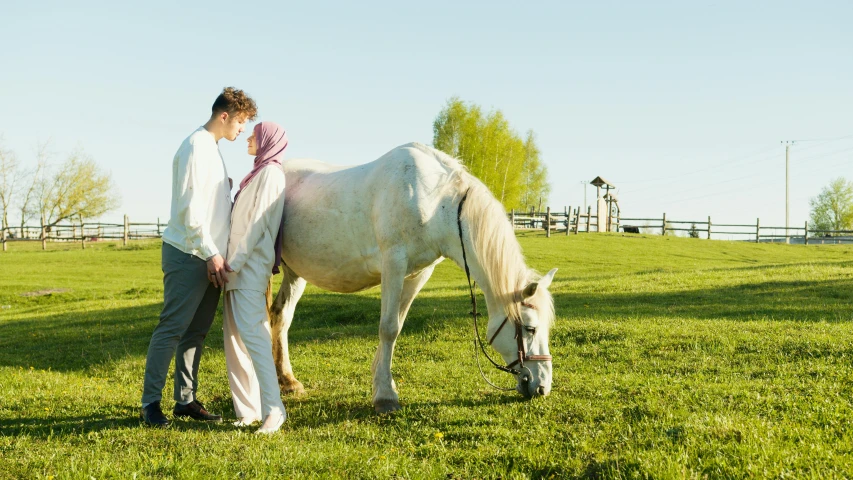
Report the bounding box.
[206,254,233,288]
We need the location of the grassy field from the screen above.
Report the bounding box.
[1,233,852,479]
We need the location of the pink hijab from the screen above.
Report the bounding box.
[236,122,288,195]
[235,121,288,274]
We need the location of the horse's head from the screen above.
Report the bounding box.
[488,268,557,399]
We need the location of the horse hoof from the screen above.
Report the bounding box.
[283,382,305,396]
[373,399,401,414]
[279,375,305,396]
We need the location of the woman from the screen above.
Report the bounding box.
[223,121,288,434]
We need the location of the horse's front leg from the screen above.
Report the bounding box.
[269,268,307,395]
[372,249,408,413]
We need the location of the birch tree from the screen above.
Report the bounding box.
[519,130,550,211]
[433,98,548,210]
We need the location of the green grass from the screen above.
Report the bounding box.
[1,233,852,479]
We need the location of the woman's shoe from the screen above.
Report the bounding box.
[233,417,261,427]
[255,412,285,434]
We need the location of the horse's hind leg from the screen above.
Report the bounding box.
[372,259,436,413]
[269,266,307,395]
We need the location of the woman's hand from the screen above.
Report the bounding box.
[206,254,234,288]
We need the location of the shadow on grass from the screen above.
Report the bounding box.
[3,272,852,374]
[553,277,853,323]
[0,290,470,373]
[0,410,247,438]
[0,393,529,439]
[0,413,143,437]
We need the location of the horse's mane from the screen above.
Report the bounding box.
[444,156,554,328]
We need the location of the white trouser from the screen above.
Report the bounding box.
[223,289,286,420]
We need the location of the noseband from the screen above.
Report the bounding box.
[487,304,553,371]
[456,189,552,391]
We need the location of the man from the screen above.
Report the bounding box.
[141,87,258,427]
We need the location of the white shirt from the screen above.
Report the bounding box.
[225,165,286,292]
[162,127,232,260]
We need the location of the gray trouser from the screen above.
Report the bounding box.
[142,243,221,406]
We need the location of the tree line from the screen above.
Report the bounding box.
[810,177,853,232]
[433,97,550,210]
[0,137,119,237]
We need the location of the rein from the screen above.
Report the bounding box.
[456,189,552,392]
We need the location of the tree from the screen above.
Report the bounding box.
[0,137,20,236]
[809,177,853,233]
[433,97,550,210]
[688,223,700,238]
[519,131,550,211]
[17,140,49,236]
[36,148,120,228]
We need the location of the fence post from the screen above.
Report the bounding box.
[707,216,712,240]
[510,209,516,230]
[574,208,580,235]
[1,224,5,252]
[804,220,809,245]
[662,212,667,236]
[81,216,86,250]
[40,214,46,251]
[755,218,760,243]
[566,205,571,236]
[545,207,551,238]
[585,206,592,233]
[157,217,161,237]
[123,214,129,246]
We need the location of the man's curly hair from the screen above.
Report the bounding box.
[211,87,258,121]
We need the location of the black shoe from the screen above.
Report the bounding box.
[173,400,222,422]
[140,401,171,428]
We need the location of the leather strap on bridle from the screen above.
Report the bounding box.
[456,189,551,390]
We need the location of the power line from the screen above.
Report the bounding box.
[789,145,853,165]
[783,134,853,143]
[620,141,853,200]
[620,150,779,198]
[615,144,778,186]
[615,135,853,191]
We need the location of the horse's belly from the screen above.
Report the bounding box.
[282,246,383,293]
[281,208,384,292]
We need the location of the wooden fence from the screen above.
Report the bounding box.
[1,215,166,251]
[3,211,852,252]
[509,208,853,244]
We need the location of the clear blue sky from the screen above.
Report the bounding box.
[2,1,851,232]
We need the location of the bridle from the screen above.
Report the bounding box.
[456,189,552,392]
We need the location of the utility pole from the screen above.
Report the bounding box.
[782,141,794,244]
[579,181,588,212]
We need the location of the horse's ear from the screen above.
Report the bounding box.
[522,282,538,299]
[522,269,558,299]
[539,268,558,290]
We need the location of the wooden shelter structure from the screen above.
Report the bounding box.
[590,176,619,232]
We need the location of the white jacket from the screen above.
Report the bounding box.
[225,165,286,292]
[162,127,232,260]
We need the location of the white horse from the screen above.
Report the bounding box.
[269,142,557,413]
